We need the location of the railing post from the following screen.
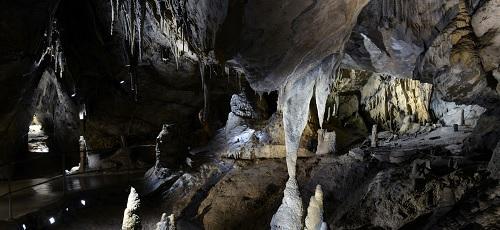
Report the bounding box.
[8,175,13,220]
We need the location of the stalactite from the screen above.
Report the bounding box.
[130,0,135,56]
[110,0,114,35]
[315,55,338,128]
[134,0,142,61]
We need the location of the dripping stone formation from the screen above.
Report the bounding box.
[0,0,499,229]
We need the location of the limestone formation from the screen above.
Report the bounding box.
[316,129,336,155]
[230,93,260,119]
[361,74,433,131]
[122,187,141,230]
[156,213,175,230]
[2,1,500,229]
[371,125,377,148]
[431,90,486,127]
[155,124,175,168]
[471,0,500,73]
[270,177,303,230]
[304,185,327,230]
[79,136,87,173]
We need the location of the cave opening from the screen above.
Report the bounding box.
[27,114,50,153]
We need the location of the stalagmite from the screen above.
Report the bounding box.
[334,93,340,116]
[122,187,141,230]
[371,124,377,147]
[79,103,87,120]
[271,177,304,230]
[79,136,87,173]
[156,213,175,230]
[305,185,327,230]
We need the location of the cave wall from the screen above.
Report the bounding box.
[0,0,59,179]
[33,70,79,164]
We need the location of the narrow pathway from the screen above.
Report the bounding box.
[0,170,145,221]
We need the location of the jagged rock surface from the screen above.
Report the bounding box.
[361,73,433,131]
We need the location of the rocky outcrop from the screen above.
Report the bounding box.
[337,167,488,229]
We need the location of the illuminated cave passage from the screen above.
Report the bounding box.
[28,115,49,153]
[0,0,499,229]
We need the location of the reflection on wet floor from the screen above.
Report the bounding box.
[0,170,145,221]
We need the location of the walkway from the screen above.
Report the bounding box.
[0,169,146,221]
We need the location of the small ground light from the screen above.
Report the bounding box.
[120,80,125,84]
[22,224,26,229]
[65,207,69,211]
[81,200,86,206]
[71,93,76,97]
[49,217,55,224]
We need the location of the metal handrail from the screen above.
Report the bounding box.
[0,166,150,198]
[0,145,154,168]
[0,144,154,220]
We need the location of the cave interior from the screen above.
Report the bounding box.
[0,0,499,229]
